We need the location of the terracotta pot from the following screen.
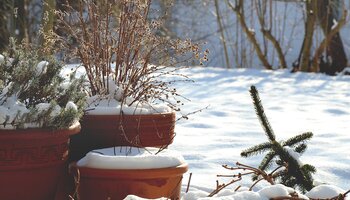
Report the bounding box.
[0,122,80,200]
[69,112,176,161]
[70,162,188,200]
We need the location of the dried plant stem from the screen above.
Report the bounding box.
[208,177,242,197]
[186,173,193,193]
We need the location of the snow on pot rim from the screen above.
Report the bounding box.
[77,146,186,170]
[85,79,174,115]
[85,104,173,116]
[124,195,168,200]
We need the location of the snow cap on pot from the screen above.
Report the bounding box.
[0,38,85,129]
[58,0,208,115]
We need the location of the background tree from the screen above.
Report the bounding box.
[0,0,12,51]
[14,0,30,44]
[293,0,317,73]
[316,0,347,75]
[227,0,273,70]
[41,0,56,51]
[293,0,348,75]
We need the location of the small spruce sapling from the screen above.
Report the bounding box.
[242,85,315,192]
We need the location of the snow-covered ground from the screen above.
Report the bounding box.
[167,67,350,198]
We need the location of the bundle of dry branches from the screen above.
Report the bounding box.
[57,0,207,110]
[209,162,349,200]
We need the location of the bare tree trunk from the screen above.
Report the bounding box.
[316,0,347,75]
[227,0,272,70]
[255,0,287,69]
[0,0,11,51]
[214,0,231,69]
[298,0,317,72]
[15,0,30,43]
[294,0,347,74]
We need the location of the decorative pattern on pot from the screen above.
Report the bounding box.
[0,123,80,200]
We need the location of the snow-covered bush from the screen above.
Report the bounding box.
[0,38,85,129]
[57,0,208,113]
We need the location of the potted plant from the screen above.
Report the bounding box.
[70,146,188,200]
[58,0,207,161]
[0,39,85,200]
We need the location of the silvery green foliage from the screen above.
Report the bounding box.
[0,38,85,129]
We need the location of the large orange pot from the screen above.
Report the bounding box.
[70,162,188,200]
[69,112,176,161]
[0,122,80,200]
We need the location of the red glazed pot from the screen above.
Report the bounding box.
[70,162,188,200]
[0,122,80,200]
[69,112,176,161]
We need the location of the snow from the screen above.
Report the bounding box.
[61,66,350,198]
[182,184,303,200]
[77,147,186,170]
[258,184,290,199]
[0,92,29,129]
[124,195,168,200]
[36,103,61,117]
[59,65,172,115]
[65,101,78,111]
[72,66,350,199]
[284,146,303,166]
[166,67,350,198]
[35,60,48,75]
[85,95,172,115]
[0,54,4,64]
[306,185,345,199]
[82,74,172,115]
[0,97,78,129]
[332,19,338,30]
[0,58,81,129]
[0,106,8,124]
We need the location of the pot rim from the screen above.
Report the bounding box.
[83,111,176,117]
[70,162,188,179]
[0,121,81,138]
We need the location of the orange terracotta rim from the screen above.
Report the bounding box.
[70,162,188,179]
[84,111,175,117]
[82,111,176,122]
[0,122,81,139]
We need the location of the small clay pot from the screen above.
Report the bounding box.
[0,122,81,200]
[70,162,188,200]
[69,112,176,161]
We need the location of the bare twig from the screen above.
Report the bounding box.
[208,177,242,197]
[186,173,193,193]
